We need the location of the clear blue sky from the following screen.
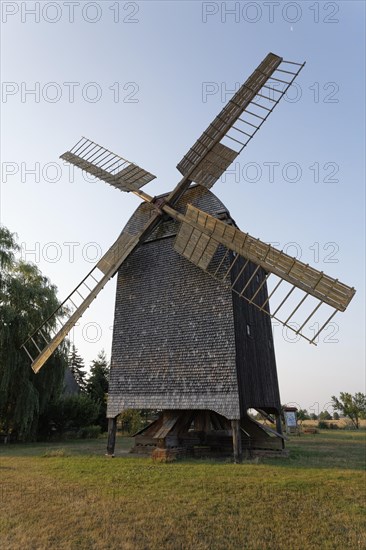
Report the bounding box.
[1,1,365,413]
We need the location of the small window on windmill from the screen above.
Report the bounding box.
[256,273,260,284]
[246,323,252,337]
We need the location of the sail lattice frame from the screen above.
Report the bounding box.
[176,54,305,189]
[174,205,355,344]
[61,137,156,192]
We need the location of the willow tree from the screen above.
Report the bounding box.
[0,226,68,439]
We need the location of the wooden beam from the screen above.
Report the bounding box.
[29,210,162,373]
[154,411,180,439]
[171,204,355,312]
[276,415,286,449]
[194,410,205,432]
[231,419,242,463]
[106,417,117,457]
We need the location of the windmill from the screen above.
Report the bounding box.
[22,53,355,461]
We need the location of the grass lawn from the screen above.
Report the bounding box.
[0,431,365,549]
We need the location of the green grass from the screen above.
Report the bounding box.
[0,435,133,458]
[0,431,365,549]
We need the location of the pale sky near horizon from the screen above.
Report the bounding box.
[1,0,365,414]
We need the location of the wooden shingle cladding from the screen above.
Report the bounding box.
[107,185,281,420]
[229,256,281,415]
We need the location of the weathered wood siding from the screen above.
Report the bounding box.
[107,185,281,420]
[107,186,240,419]
[230,255,281,414]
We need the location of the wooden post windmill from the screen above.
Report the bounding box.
[22,53,355,461]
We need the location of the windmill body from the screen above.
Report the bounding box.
[21,53,355,462]
[108,185,282,457]
[109,186,243,422]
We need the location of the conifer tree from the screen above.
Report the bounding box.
[86,350,109,430]
[68,344,87,392]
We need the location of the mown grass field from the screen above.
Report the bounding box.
[0,431,365,549]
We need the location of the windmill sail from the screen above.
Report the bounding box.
[173,204,355,344]
[22,212,161,373]
[22,52,356,377]
[60,137,156,193]
[175,53,305,191]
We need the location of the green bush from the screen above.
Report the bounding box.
[119,409,144,435]
[78,425,101,439]
[43,448,69,457]
[319,411,332,420]
[318,421,329,429]
[41,394,100,437]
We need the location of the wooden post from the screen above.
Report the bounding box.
[231,419,242,463]
[204,410,211,433]
[194,411,204,432]
[276,414,285,449]
[106,417,117,457]
[194,411,210,444]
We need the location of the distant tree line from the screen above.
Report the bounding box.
[296,409,336,421]
[287,393,366,429]
[331,393,366,430]
[39,346,110,439]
